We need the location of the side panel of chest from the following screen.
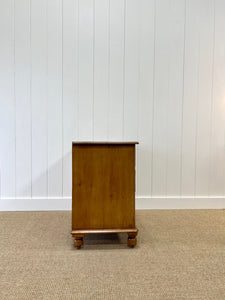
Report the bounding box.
[72,144,135,230]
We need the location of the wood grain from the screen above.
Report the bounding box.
[72,143,138,247]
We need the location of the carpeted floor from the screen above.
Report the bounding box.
[0,210,224,300]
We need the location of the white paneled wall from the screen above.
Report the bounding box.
[0,0,225,210]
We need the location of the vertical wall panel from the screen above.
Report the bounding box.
[181,0,200,196]
[62,0,78,197]
[108,0,125,141]
[93,0,109,141]
[15,0,31,197]
[166,0,185,196]
[123,0,139,141]
[152,0,170,196]
[0,0,15,197]
[195,0,214,196]
[31,0,48,197]
[78,0,94,141]
[1,0,225,209]
[136,0,155,196]
[47,0,63,196]
[209,0,225,196]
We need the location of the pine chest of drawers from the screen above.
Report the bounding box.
[71,142,138,249]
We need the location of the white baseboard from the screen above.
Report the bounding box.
[136,196,225,209]
[0,197,71,211]
[0,196,225,211]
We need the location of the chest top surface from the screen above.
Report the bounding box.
[72,141,138,145]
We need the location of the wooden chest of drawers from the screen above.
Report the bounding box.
[71,142,138,249]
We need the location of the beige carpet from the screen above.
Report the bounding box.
[0,210,225,300]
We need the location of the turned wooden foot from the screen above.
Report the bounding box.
[127,232,137,247]
[73,234,84,249]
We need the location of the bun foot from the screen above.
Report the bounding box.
[127,232,137,248]
[73,234,84,249]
